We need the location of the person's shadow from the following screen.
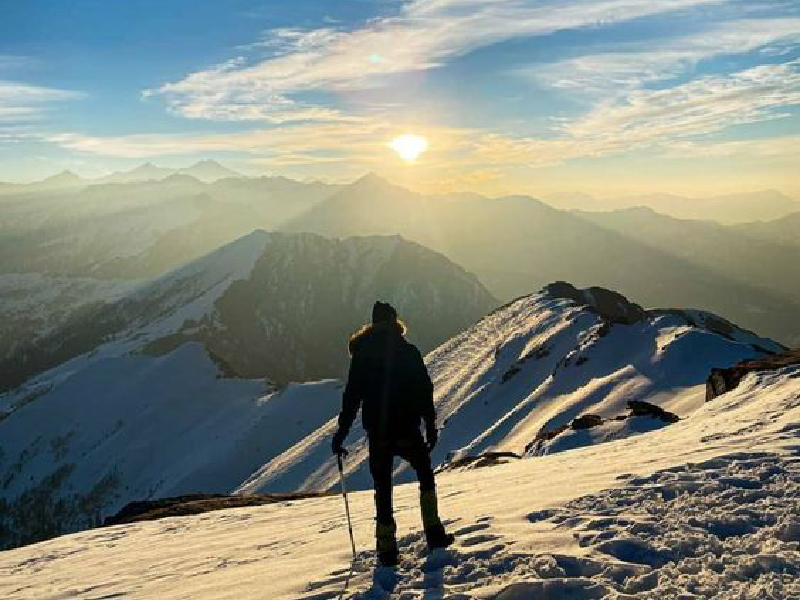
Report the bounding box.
[420,550,448,599]
[369,565,398,596]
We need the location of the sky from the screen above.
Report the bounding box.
[0,0,799,196]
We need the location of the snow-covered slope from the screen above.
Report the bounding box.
[0,274,136,364]
[0,342,342,550]
[1,230,495,391]
[1,346,797,600]
[239,282,783,495]
[0,231,495,548]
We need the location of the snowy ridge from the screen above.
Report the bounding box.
[108,229,272,348]
[239,285,782,494]
[0,231,495,548]
[0,342,342,550]
[0,274,136,361]
[1,350,797,599]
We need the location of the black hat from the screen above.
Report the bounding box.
[372,301,398,324]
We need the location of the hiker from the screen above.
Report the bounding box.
[331,301,454,566]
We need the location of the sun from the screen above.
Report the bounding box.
[388,134,428,163]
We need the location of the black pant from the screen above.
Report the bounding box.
[368,434,435,525]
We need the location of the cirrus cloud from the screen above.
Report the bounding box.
[147,0,731,123]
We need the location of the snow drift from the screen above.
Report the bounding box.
[1,333,797,600]
[238,282,783,494]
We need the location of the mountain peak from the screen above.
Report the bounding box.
[38,170,84,187]
[47,169,81,181]
[161,173,203,185]
[192,159,222,167]
[352,172,392,188]
[180,160,243,182]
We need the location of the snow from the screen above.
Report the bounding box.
[1,362,797,600]
[239,290,782,494]
[115,229,272,342]
[0,274,135,346]
[0,342,342,541]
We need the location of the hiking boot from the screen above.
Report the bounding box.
[424,523,455,551]
[376,520,398,567]
[420,489,454,551]
[377,547,399,567]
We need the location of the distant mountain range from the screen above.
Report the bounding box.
[1,169,798,348]
[732,211,800,248]
[0,174,339,278]
[285,174,800,346]
[575,206,800,304]
[97,159,244,183]
[0,230,496,392]
[541,189,800,224]
[0,160,245,193]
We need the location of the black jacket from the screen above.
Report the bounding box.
[337,323,435,440]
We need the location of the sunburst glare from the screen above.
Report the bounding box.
[388,134,428,163]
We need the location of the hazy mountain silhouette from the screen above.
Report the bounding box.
[541,189,799,224]
[285,175,800,345]
[97,160,244,184]
[0,175,339,278]
[0,230,496,392]
[575,207,800,301]
[732,211,800,248]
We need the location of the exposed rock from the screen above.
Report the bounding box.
[651,308,769,345]
[571,414,604,430]
[706,348,800,401]
[104,492,331,526]
[544,282,646,325]
[437,452,521,473]
[627,400,680,424]
[525,425,570,454]
[528,402,679,455]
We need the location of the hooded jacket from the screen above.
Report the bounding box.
[337,322,435,440]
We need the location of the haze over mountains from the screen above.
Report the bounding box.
[0,160,246,193]
[286,174,800,346]
[0,231,494,393]
[0,169,337,278]
[1,164,799,348]
[0,160,798,559]
[542,189,800,224]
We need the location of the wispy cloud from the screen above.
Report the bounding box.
[147,0,729,122]
[0,81,83,123]
[665,135,800,159]
[44,58,800,170]
[45,121,470,160]
[468,60,800,166]
[524,18,800,92]
[563,60,800,142]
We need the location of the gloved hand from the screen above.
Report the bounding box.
[424,424,438,453]
[332,429,347,457]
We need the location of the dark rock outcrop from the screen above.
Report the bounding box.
[527,402,679,455]
[627,400,680,423]
[104,492,330,526]
[571,414,604,430]
[706,348,800,401]
[544,281,647,325]
[436,452,521,473]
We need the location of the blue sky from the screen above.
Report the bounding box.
[1,0,798,196]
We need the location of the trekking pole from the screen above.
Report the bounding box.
[337,453,357,559]
[336,452,357,600]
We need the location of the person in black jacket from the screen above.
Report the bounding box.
[332,301,454,566]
